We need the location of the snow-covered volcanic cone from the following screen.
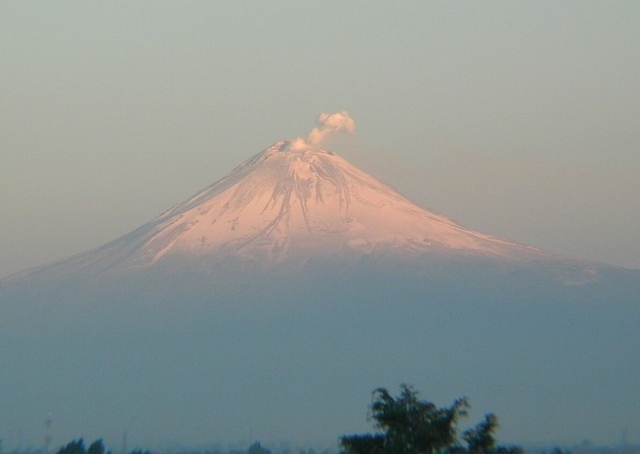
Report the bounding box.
[8,138,549,283]
[0,112,613,285]
[141,139,549,259]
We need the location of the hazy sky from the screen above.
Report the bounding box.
[2,1,639,279]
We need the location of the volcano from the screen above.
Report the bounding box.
[7,140,569,285]
[130,140,543,262]
[1,117,639,450]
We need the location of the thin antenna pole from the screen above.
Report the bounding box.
[121,432,127,454]
[44,414,53,454]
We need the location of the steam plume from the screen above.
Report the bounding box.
[289,111,356,151]
[307,111,356,146]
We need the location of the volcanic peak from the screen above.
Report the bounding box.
[5,138,554,283]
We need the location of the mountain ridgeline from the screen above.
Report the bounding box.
[1,141,638,448]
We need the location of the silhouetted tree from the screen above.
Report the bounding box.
[463,414,499,453]
[130,450,153,454]
[57,439,86,454]
[56,439,112,454]
[86,440,105,454]
[247,442,271,454]
[340,384,522,454]
[339,433,384,454]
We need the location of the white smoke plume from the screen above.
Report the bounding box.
[289,111,356,151]
[307,111,356,147]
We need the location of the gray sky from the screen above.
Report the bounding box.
[2,1,639,278]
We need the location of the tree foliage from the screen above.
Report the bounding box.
[340,385,522,454]
[57,440,87,454]
[87,440,106,454]
[462,413,499,453]
[247,442,271,454]
[57,440,106,454]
